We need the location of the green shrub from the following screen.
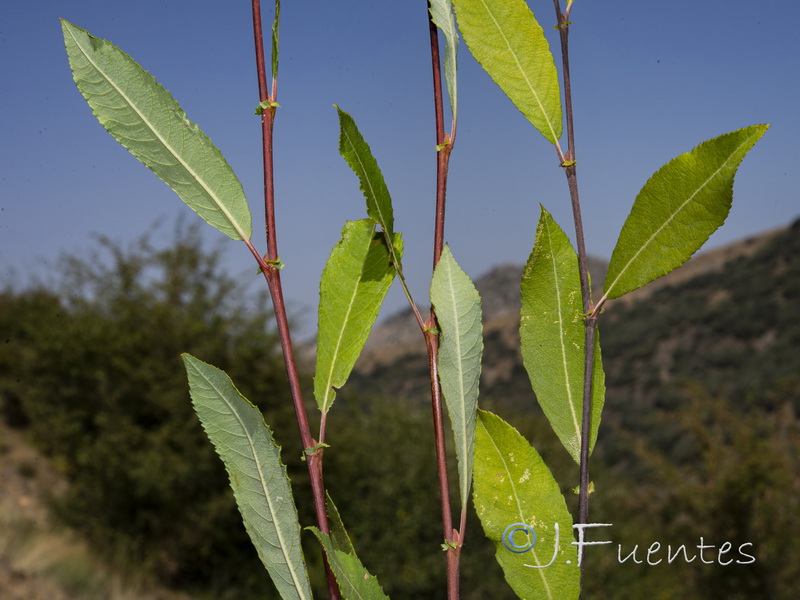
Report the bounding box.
[1,223,291,596]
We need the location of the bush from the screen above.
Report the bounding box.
[0,223,294,596]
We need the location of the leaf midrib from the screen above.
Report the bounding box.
[543,222,581,455]
[475,0,559,143]
[197,367,310,600]
[331,550,369,600]
[440,258,473,505]
[340,127,392,236]
[319,228,374,412]
[67,26,249,242]
[603,133,759,302]
[481,418,554,598]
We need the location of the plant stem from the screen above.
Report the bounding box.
[428,10,453,268]
[426,6,460,600]
[552,2,595,594]
[250,2,339,598]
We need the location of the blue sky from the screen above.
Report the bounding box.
[2,1,798,334]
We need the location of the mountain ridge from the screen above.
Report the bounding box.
[354,223,788,378]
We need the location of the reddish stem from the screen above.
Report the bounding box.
[426,6,460,599]
[552,2,596,596]
[250,2,338,598]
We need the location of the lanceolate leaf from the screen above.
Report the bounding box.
[520,208,605,463]
[430,245,482,511]
[272,0,281,80]
[452,0,562,145]
[308,528,390,600]
[182,354,312,600]
[473,410,579,599]
[61,21,252,241]
[315,220,401,413]
[325,493,357,556]
[428,0,460,124]
[336,107,395,238]
[603,124,769,300]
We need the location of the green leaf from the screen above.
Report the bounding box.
[452,0,562,145]
[61,21,252,241]
[603,124,769,300]
[430,245,482,511]
[320,494,390,598]
[325,493,357,556]
[473,410,579,599]
[335,106,395,238]
[429,0,460,124]
[314,220,401,413]
[520,208,605,463]
[182,354,312,600]
[308,528,390,600]
[272,0,281,80]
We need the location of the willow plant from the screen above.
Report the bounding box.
[61,0,766,598]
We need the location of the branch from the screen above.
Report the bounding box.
[427,5,461,599]
[552,2,595,594]
[250,2,339,598]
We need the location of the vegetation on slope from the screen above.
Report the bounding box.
[1,218,797,598]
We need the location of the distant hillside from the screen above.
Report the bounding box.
[355,256,607,375]
[5,219,796,600]
[346,220,797,411]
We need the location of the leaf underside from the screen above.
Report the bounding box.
[429,0,460,124]
[473,410,579,599]
[604,124,769,300]
[61,20,252,241]
[430,245,483,512]
[452,0,562,145]
[520,208,605,463]
[182,354,311,600]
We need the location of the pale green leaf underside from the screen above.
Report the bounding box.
[315,220,401,413]
[429,0,460,123]
[61,20,252,241]
[520,208,605,464]
[309,528,390,600]
[182,354,311,600]
[473,411,579,599]
[604,124,769,300]
[430,245,482,511]
[336,106,395,238]
[452,0,562,145]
